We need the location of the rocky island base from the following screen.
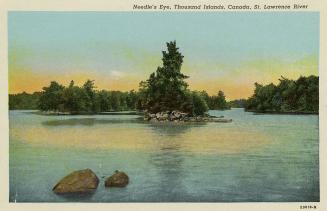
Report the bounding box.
[144,110,232,123]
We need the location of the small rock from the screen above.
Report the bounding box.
[150,118,158,122]
[155,112,169,121]
[52,169,99,194]
[171,110,181,119]
[155,112,162,119]
[162,113,169,120]
[105,170,129,187]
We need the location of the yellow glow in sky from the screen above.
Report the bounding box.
[9,55,318,100]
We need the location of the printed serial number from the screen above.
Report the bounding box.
[300,205,317,209]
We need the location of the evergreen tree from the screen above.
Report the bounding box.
[140,41,208,115]
[83,79,97,112]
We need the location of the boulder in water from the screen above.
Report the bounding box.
[52,169,99,194]
[105,170,129,187]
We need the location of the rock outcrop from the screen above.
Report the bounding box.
[105,170,129,187]
[144,110,232,123]
[52,169,99,194]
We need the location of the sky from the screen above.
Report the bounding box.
[8,12,319,99]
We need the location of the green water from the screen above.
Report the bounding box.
[9,109,319,202]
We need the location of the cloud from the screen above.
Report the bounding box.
[109,70,125,79]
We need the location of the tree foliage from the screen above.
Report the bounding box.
[208,90,231,110]
[245,75,318,113]
[9,92,41,110]
[28,80,140,113]
[138,41,194,113]
[228,99,247,108]
[136,41,234,115]
[196,90,230,110]
[191,91,209,115]
[39,81,65,111]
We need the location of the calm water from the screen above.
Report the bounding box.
[9,109,319,202]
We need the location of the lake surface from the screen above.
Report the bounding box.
[9,109,319,202]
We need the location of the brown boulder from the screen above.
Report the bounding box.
[53,169,99,194]
[105,170,129,187]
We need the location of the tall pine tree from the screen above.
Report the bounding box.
[140,41,191,113]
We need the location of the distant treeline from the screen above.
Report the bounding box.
[245,75,318,114]
[9,92,41,110]
[228,99,247,108]
[199,91,231,110]
[10,75,318,114]
[10,80,141,113]
[9,80,230,113]
[9,75,318,114]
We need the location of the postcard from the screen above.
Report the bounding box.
[0,0,326,210]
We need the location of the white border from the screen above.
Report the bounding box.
[0,1,326,210]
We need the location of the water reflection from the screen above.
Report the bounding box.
[42,117,143,126]
[146,123,195,201]
[55,191,97,201]
[12,113,271,154]
[147,122,206,137]
[148,146,187,201]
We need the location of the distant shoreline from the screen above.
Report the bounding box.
[10,108,318,116]
[245,109,318,115]
[29,110,143,116]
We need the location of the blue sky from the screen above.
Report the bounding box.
[8,12,319,99]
